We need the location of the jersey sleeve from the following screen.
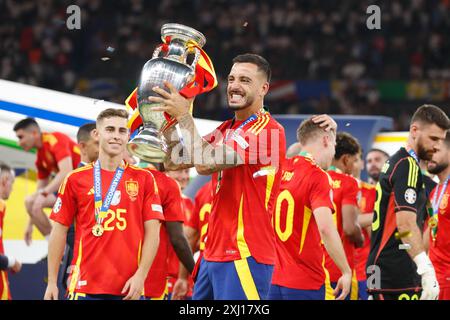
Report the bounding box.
[143,172,165,222]
[50,174,77,226]
[224,115,279,165]
[342,176,359,206]
[160,176,184,222]
[50,135,74,164]
[309,170,335,212]
[391,158,421,213]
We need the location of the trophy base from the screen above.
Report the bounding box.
[127,129,167,163]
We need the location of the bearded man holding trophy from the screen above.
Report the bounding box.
[126,23,335,300]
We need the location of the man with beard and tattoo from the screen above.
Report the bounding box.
[149,53,335,299]
[425,131,450,300]
[367,105,449,300]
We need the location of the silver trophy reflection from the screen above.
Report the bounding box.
[127,23,206,163]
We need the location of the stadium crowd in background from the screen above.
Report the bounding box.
[1,0,449,129]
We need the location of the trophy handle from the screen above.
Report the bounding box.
[181,47,201,70]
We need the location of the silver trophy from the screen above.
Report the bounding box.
[127,23,206,163]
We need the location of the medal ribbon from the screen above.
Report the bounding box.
[406,147,419,164]
[93,160,125,226]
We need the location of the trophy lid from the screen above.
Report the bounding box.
[161,23,206,48]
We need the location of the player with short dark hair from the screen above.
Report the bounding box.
[366,149,389,185]
[13,117,81,245]
[44,108,164,300]
[367,104,449,300]
[58,122,99,294]
[325,132,365,300]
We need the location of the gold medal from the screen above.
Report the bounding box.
[92,224,104,237]
[428,216,438,228]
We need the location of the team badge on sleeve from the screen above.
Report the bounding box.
[404,188,417,204]
[53,197,63,213]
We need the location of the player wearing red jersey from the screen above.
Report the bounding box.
[325,132,365,300]
[153,53,336,299]
[13,118,81,244]
[165,168,195,298]
[142,164,194,300]
[0,163,22,300]
[44,109,164,300]
[172,180,214,299]
[426,131,450,300]
[268,117,352,300]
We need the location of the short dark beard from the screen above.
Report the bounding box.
[369,171,380,182]
[428,162,449,175]
[417,142,433,161]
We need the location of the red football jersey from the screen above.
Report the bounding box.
[144,169,184,298]
[186,181,214,251]
[50,162,164,296]
[325,169,360,282]
[271,156,335,290]
[429,182,450,290]
[0,200,11,300]
[36,132,81,179]
[203,111,286,264]
[354,181,376,281]
[166,195,193,294]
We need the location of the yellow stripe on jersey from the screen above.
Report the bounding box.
[322,256,335,300]
[407,158,418,188]
[350,269,358,300]
[137,240,145,297]
[59,165,93,195]
[150,280,169,300]
[263,166,276,210]
[237,194,251,259]
[252,115,270,135]
[248,116,264,134]
[299,206,312,254]
[1,271,9,300]
[68,238,83,295]
[42,133,58,147]
[234,258,260,300]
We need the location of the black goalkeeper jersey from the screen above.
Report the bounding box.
[366,147,427,293]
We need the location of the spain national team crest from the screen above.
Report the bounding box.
[126,180,139,201]
[440,193,449,212]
